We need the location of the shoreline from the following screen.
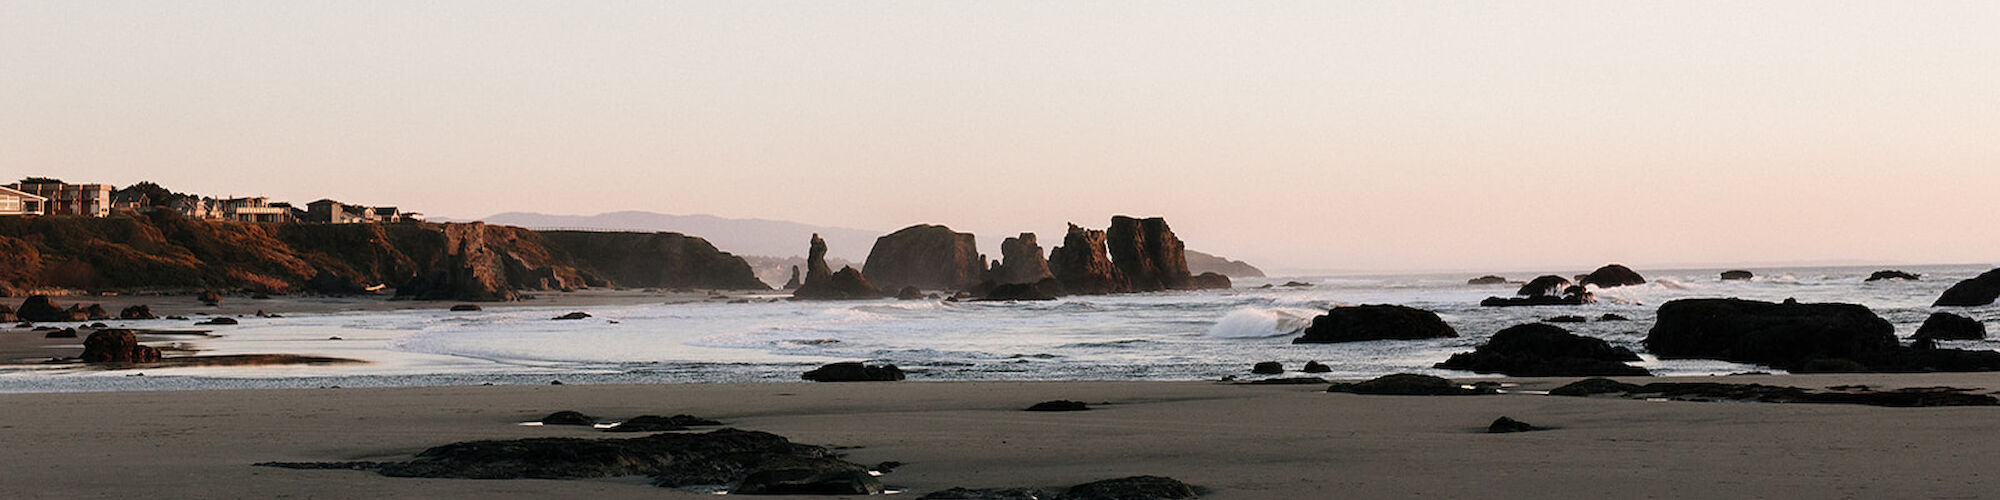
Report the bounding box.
[6,374,2000,498]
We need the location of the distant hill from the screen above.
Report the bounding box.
[1186,250,1265,278]
[475,211,882,261]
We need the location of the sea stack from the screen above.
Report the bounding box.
[990,233,1056,285]
[782,265,802,290]
[795,234,883,300]
[861,224,984,292]
[1105,216,1194,291]
[1580,264,1646,288]
[1048,224,1130,295]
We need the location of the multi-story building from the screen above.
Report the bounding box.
[220,197,292,223]
[0,185,48,216]
[6,181,112,217]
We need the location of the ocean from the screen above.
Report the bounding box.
[3,264,1995,393]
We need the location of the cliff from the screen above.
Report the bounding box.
[0,213,763,300]
[1105,216,1194,291]
[538,231,769,291]
[861,224,984,291]
[1185,250,1264,278]
[1047,224,1129,295]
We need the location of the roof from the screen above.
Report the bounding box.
[0,185,48,201]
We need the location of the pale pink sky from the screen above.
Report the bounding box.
[3,1,1997,272]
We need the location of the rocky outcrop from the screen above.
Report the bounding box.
[1517,275,1572,297]
[1252,361,1284,374]
[1935,268,2000,306]
[783,266,802,290]
[1488,417,1535,433]
[861,224,983,291]
[1467,275,1510,285]
[1647,298,2000,372]
[1188,272,1231,290]
[795,235,883,300]
[1914,312,1985,341]
[801,362,904,382]
[1185,250,1264,278]
[538,231,767,291]
[1292,305,1458,343]
[1326,373,1496,395]
[1867,270,1920,281]
[1047,224,1129,295]
[17,296,82,322]
[393,223,590,302]
[1549,378,1998,407]
[1721,270,1754,281]
[81,329,161,363]
[1436,323,1650,376]
[1064,476,1198,500]
[1104,216,1193,292]
[979,281,1058,301]
[990,233,1055,285]
[1483,275,1591,307]
[1580,264,1645,288]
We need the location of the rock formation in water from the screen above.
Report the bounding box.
[1104,216,1193,292]
[1467,275,1510,285]
[82,329,161,363]
[1914,312,1986,341]
[1435,323,1650,377]
[1185,250,1263,278]
[1721,270,1754,281]
[1047,224,1130,295]
[782,266,802,290]
[1935,268,2000,306]
[990,233,1055,285]
[1647,298,2000,372]
[1580,264,1646,288]
[794,235,882,300]
[538,231,768,291]
[1293,304,1458,343]
[1188,272,1231,290]
[861,224,983,292]
[1481,275,1591,307]
[1867,270,1921,281]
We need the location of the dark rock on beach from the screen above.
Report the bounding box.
[1914,312,1986,341]
[119,305,157,320]
[1293,305,1458,343]
[1327,373,1495,396]
[1720,270,1754,281]
[1251,361,1284,374]
[1550,379,1997,407]
[1580,264,1646,288]
[551,312,590,320]
[539,411,596,426]
[1487,417,1535,433]
[196,317,239,325]
[17,296,82,322]
[802,362,905,382]
[1303,360,1332,373]
[918,487,1050,500]
[1436,323,1649,377]
[604,415,723,432]
[1866,270,1920,282]
[81,329,160,363]
[1047,224,1130,295]
[863,224,985,292]
[1935,268,2000,307]
[1025,400,1090,412]
[1065,476,1199,500]
[44,328,77,338]
[1598,314,1629,322]
[1646,298,1896,370]
[732,457,883,495]
[1548,377,1643,396]
[449,304,482,312]
[1467,275,1510,285]
[1544,315,1587,323]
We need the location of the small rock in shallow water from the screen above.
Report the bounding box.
[1025,400,1089,412]
[802,362,905,382]
[539,411,596,426]
[1302,360,1332,373]
[1251,361,1283,374]
[551,312,590,320]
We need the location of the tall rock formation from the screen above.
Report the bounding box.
[861,224,983,291]
[990,233,1055,285]
[1047,224,1129,295]
[782,265,802,290]
[1105,216,1193,292]
[537,231,769,290]
[795,234,882,299]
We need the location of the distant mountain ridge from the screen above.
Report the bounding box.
[476,211,882,261]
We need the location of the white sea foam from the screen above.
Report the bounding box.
[1206,307,1316,338]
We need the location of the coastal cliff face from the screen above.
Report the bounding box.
[538,231,769,291]
[0,213,762,300]
[861,224,983,291]
[1047,224,1129,295]
[1105,216,1193,292]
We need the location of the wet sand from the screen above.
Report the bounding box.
[4,374,2000,498]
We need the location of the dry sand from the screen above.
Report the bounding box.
[5,374,2000,498]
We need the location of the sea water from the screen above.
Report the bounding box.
[2,264,1995,393]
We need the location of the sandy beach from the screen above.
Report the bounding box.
[5,374,2000,498]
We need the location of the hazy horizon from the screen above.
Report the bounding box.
[6,1,1998,272]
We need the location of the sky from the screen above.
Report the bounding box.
[3,1,1997,273]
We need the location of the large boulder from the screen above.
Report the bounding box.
[989,233,1055,285]
[1866,270,1920,282]
[1047,224,1129,295]
[1326,373,1495,395]
[1580,264,1645,288]
[17,296,82,322]
[1063,476,1198,500]
[861,224,984,292]
[1645,298,1898,370]
[1185,250,1264,278]
[1720,270,1754,281]
[1936,268,2000,307]
[794,235,883,300]
[802,362,904,382]
[1914,312,1986,341]
[1436,323,1649,376]
[1293,305,1458,343]
[0,305,13,323]
[1104,216,1194,292]
[1516,275,1572,297]
[81,329,161,363]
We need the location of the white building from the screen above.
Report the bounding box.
[0,185,48,216]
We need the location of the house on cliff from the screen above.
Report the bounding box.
[6,180,112,217]
[0,185,48,216]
